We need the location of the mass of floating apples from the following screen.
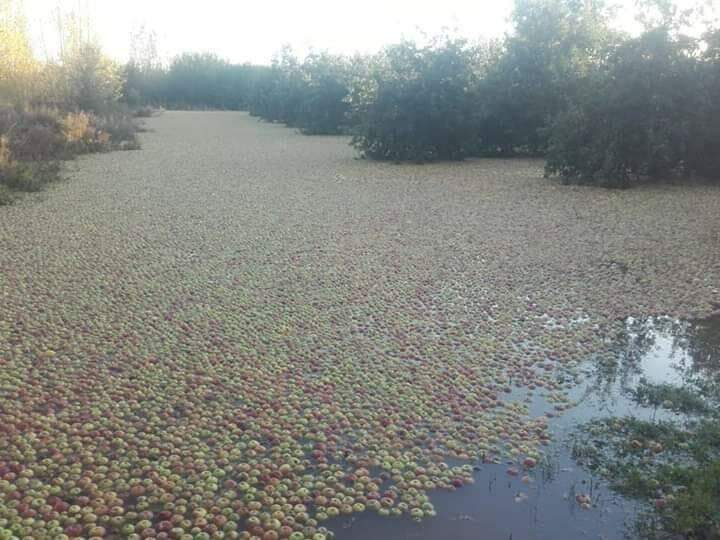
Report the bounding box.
[0,263,596,540]
[2,116,720,540]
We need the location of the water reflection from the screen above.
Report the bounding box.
[334,314,719,540]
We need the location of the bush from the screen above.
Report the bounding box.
[248,48,306,125]
[294,53,351,135]
[11,109,67,161]
[132,106,155,118]
[123,63,166,107]
[0,131,60,193]
[0,160,59,192]
[154,53,253,110]
[247,50,352,135]
[0,107,66,161]
[0,105,140,201]
[349,38,480,162]
[544,28,715,187]
[93,112,141,149]
[125,55,268,111]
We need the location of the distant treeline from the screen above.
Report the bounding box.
[124,53,266,110]
[123,0,719,186]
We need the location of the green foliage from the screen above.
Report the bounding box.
[0,159,60,192]
[476,0,614,155]
[687,28,720,179]
[247,47,305,124]
[247,48,351,135]
[0,2,138,207]
[123,62,165,107]
[666,461,720,539]
[545,27,720,186]
[0,0,38,106]
[124,52,266,110]
[632,378,710,415]
[163,53,248,109]
[116,0,719,179]
[349,38,481,161]
[294,53,351,135]
[575,372,720,540]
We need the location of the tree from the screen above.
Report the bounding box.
[687,27,720,178]
[59,43,124,112]
[0,0,38,106]
[544,27,711,186]
[294,52,351,134]
[477,0,615,155]
[161,52,253,109]
[349,38,481,161]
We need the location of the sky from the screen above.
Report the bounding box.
[22,0,716,65]
[23,0,513,63]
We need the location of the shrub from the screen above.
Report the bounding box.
[0,3,141,205]
[155,53,257,110]
[0,109,64,193]
[349,38,480,162]
[0,157,59,192]
[1,107,65,161]
[248,48,306,125]
[92,112,140,149]
[544,28,713,187]
[0,135,11,177]
[247,50,352,134]
[62,111,93,144]
[0,105,140,201]
[132,106,155,118]
[123,63,165,107]
[0,131,58,194]
[294,53,351,135]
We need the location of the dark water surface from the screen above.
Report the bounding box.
[332,315,720,540]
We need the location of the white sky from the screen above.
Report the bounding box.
[22,0,716,65]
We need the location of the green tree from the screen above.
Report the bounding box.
[687,27,720,178]
[349,38,481,161]
[294,52,350,134]
[544,27,710,186]
[477,0,614,155]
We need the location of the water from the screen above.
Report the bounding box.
[331,314,720,540]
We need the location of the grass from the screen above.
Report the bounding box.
[574,375,720,539]
[632,378,710,416]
